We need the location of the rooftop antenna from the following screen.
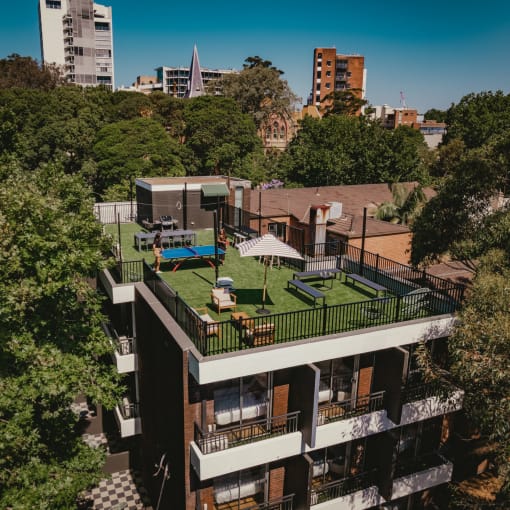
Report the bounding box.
[400,90,407,109]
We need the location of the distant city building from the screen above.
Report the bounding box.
[38,0,114,89]
[368,105,446,148]
[310,48,366,113]
[155,46,238,98]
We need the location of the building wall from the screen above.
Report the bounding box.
[349,232,412,265]
[312,48,365,112]
[38,0,114,88]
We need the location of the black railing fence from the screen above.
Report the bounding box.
[111,240,465,357]
[394,452,450,478]
[194,411,300,454]
[310,469,376,505]
[257,494,294,510]
[317,391,385,425]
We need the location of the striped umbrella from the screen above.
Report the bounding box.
[237,234,304,314]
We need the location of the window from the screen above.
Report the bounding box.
[273,121,278,139]
[317,52,322,58]
[280,126,285,139]
[268,222,286,238]
[96,49,111,57]
[45,0,61,8]
[316,70,321,79]
[325,83,331,89]
[95,22,110,31]
[326,60,332,66]
[326,70,331,77]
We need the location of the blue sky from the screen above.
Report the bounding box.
[2,0,510,112]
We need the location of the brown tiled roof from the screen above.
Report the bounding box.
[327,215,410,238]
[250,183,435,237]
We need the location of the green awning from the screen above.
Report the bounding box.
[201,183,229,197]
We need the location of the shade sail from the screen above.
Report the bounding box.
[237,234,304,313]
[201,183,229,197]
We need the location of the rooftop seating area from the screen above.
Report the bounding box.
[105,223,465,356]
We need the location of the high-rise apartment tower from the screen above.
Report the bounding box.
[38,0,114,89]
[311,48,366,112]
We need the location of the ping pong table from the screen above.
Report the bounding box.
[161,245,225,271]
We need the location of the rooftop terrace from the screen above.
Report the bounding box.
[104,223,465,357]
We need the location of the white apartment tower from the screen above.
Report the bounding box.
[38,0,114,89]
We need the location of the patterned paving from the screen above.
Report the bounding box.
[81,469,152,509]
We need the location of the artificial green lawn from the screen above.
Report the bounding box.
[105,223,380,322]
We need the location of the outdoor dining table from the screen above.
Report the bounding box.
[134,229,197,251]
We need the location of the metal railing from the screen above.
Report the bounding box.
[111,260,144,284]
[194,411,300,454]
[103,322,135,355]
[401,380,454,404]
[317,391,385,425]
[394,452,449,478]
[310,470,376,505]
[118,401,140,420]
[256,494,294,510]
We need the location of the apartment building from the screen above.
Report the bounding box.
[97,190,465,510]
[38,0,114,89]
[310,48,366,112]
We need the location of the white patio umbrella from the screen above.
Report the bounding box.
[237,233,304,314]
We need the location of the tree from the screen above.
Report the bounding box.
[375,183,426,225]
[0,54,64,90]
[93,117,185,196]
[219,57,298,129]
[443,90,510,149]
[321,89,368,117]
[182,96,261,177]
[243,55,283,75]
[278,115,430,187]
[0,162,122,508]
[410,146,505,268]
[423,108,446,123]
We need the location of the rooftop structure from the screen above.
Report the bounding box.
[38,0,114,89]
[93,184,465,509]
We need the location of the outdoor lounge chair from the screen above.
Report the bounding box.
[193,307,221,339]
[401,288,431,318]
[211,288,237,314]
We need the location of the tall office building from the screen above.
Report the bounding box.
[38,0,114,89]
[94,178,466,510]
[310,48,366,112]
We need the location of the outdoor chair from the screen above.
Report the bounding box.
[211,288,237,314]
[193,307,221,339]
[401,288,431,318]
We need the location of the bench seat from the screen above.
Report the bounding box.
[293,269,341,288]
[287,279,325,306]
[345,273,387,297]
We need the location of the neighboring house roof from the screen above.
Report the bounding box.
[249,182,435,238]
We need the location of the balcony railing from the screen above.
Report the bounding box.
[394,452,449,478]
[401,380,450,404]
[103,322,135,355]
[317,391,385,425]
[118,400,139,420]
[310,470,376,505]
[245,494,294,510]
[194,411,300,454]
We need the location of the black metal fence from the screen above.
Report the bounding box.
[317,391,385,425]
[194,411,300,454]
[310,470,376,505]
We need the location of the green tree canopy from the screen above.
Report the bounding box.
[219,57,298,128]
[0,161,121,508]
[93,117,185,196]
[423,108,446,123]
[278,115,430,187]
[443,90,510,149]
[182,95,262,177]
[0,53,64,90]
[321,89,368,117]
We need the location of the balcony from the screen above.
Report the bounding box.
[114,398,141,437]
[317,391,385,426]
[103,322,136,373]
[392,452,453,498]
[195,411,300,454]
[310,470,377,507]
[400,381,464,425]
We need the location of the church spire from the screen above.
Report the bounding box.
[185,44,204,98]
